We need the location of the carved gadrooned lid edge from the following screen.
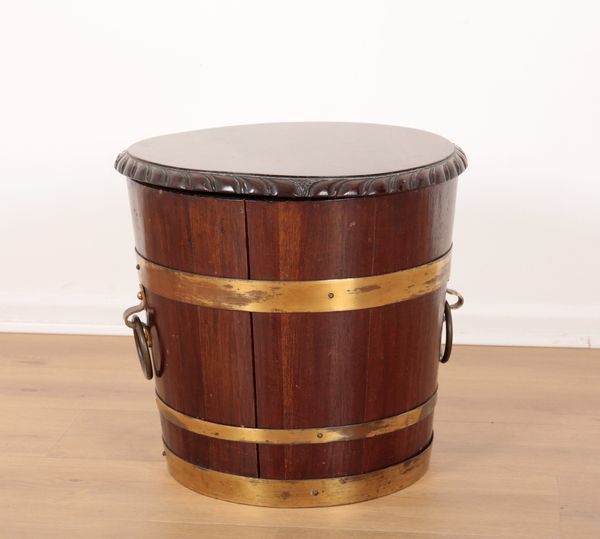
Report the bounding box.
[114,146,467,199]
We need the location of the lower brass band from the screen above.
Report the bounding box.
[157,391,436,445]
[164,437,432,507]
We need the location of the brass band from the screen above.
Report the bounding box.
[137,250,451,313]
[157,392,436,445]
[164,437,432,508]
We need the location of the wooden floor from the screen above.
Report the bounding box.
[0,334,598,538]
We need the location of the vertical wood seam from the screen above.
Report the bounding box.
[361,200,377,473]
[243,199,261,478]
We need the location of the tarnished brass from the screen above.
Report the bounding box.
[122,285,147,329]
[156,391,437,444]
[131,316,153,380]
[149,324,163,376]
[136,250,451,313]
[446,288,464,310]
[439,288,464,364]
[122,286,154,380]
[439,300,453,364]
[163,438,432,507]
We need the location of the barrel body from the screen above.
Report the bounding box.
[127,176,457,506]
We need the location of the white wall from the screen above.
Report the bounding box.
[1,0,599,347]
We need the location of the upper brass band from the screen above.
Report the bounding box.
[164,437,433,508]
[157,391,437,445]
[136,249,451,313]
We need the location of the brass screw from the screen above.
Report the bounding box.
[311,489,319,496]
[316,432,323,439]
[162,450,166,457]
[136,264,141,270]
[327,292,334,299]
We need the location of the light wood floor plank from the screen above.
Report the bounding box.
[0,519,511,539]
[47,409,163,462]
[0,406,81,456]
[0,453,559,538]
[0,333,598,538]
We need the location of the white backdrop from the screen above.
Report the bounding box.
[1,0,599,347]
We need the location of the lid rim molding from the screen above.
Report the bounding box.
[115,145,467,199]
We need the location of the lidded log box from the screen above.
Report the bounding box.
[116,123,467,507]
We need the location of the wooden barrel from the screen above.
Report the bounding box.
[116,123,467,507]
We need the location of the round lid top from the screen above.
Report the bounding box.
[115,122,467,199]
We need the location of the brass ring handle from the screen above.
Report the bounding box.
[446,288,464,310]
[131,315,153,380]
[123,286,154,380]
[439,301,453,364]
[439,288,464,364]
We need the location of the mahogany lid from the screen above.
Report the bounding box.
[115,122,467,199]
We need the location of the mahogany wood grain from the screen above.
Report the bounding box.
[127,177,457,480]
[127,180,258,476]
[245,180,457,478]
[125,123,456,178]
